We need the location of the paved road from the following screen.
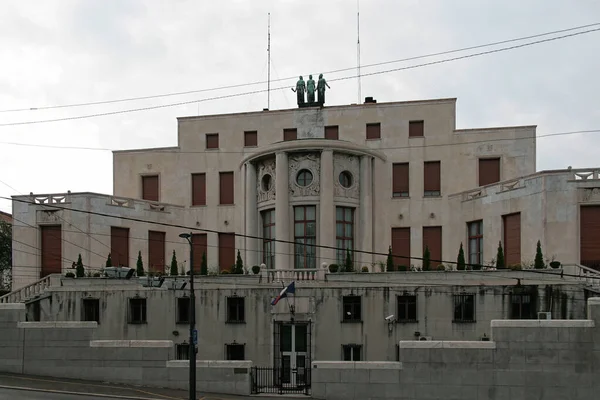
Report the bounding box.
[0,387,134,399]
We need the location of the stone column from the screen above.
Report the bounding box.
[245,162,258,268]
[275,152,289,270]
[320,150,335,268]
[359,155,373,267]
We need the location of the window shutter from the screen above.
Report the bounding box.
[218,233,236,272]
[391,228,411,266]
[366,123,381,139]
[142,175,159,201]
[409,120,424,137]
[244,131,257,147]
[392,163,409,196]
[191,173,206,206]
[219,172,234,205]
[206,134,219,149]
[148,231,166,273]
[503,213,521,266]
[424,161,441,193]
[325,126,339,140]
[423,226,442,266]
[580,206,600,269]
[191,233,208,271]
[283,129,297,141]
[110,227,130,267]
[478,158,501,186]
[41,225,62,277]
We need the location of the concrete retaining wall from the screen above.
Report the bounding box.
[311,297,600,400]
[0,304,251,396]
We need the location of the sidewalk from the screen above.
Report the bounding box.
[0,373,310,399]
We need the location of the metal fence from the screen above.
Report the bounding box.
[251,366,311,395]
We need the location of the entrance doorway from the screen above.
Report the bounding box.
[251,320,312,395]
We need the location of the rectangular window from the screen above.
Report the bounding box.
[110,227,129,268]
[141,175,159,202]
[294,206,317,269]
[262,209,275,269]
[219,171,234,205]
[335,207,354,265]
[283,128,297,141]
[342,295,362,322]
[391,227,411,268]
[468,220,483,266]
[227,297,245,323]
[342,345,362,361]
[392,163,409,198]
[82,298,100,324]
[218,233,236,272]
[325,125,339,140]
[366,123,381,140]
[424,161,441,197]
[510,293,536,319]
[148,231,166,273]
[422,226,442,268]
[478,158,501,186]
[226,344,245,360]
[128,298,147,324]
[176,343,190,360]
[503,213,521,267]
[176,297,190,324]
[191,173,206,206]
[397,295,417,322]
[244,131,258,147]
[453,294,475,322]
[206,133,219,149]
[192,233,208,273]
[409,120,424,137]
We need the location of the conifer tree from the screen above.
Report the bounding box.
[200,251,208,276]
[170,250,178,276]
[345,249,354,272]
[136,251,145,277]
[386,246,394,272]
[233,250,244,274]
[422,246,431,271]
[105,253,112,268]
[496,241,505,269]
[457,243,466,271]
[75,254,85,277]
[534,240,545,269]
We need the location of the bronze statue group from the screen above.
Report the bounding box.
[292,74,330,107]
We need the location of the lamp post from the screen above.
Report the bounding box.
[179,232,196,400]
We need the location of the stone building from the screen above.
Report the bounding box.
[10,96,600,288]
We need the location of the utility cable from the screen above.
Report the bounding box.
[0,128,598,154]
[5,195,600,283]
[1,27,599,127]
[0,23,598,114]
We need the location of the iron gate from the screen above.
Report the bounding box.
[251,320,311,395]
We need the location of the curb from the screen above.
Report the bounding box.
[0,384,167,400]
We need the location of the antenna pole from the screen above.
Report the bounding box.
[357,0,361,103]
[268,13,271,110]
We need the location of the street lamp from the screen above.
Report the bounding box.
[179,232,196,400]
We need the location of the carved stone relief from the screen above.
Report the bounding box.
[36,210,62,224]
[289,153,320,197]
[256,158,276,203]
[582,188,600,202]
[333,153,360,199]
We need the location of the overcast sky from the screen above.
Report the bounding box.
[1,0,599,213]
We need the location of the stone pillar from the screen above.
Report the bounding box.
[245,162,258,268]
[359,155,373,267]
[320,150,335,268]
[275,152,289,270]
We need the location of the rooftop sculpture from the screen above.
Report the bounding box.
[292,73,330,108]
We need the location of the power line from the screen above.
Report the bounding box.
[5,195,600,284]
[1,27,599,128]
[0,128,598,154]
[1,22,597,114]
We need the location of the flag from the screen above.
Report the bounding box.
[271,281,295,306]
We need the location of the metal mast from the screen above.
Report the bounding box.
[357,0,361,103]
[268,13,271,109]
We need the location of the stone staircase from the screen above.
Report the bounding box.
[569,264,600,293]
[0,274,61,304]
